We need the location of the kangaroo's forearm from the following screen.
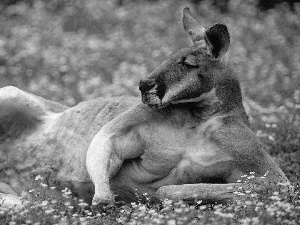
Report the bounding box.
[155,183,260,202]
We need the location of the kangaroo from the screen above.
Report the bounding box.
[87,7,291,204]
[0,8,290,207]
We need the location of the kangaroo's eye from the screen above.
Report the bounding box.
[179,55,199,68]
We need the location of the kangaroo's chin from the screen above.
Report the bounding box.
[141,93,165,109]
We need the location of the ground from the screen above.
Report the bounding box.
[0,0,299,224]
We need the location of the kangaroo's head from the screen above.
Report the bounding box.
[139,7,243,112]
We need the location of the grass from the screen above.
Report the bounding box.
[0,0,299,224]
[0,174,299,224]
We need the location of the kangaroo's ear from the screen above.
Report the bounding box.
[204,24,230,59]
[182,7,230,60]
[182,7,206,46]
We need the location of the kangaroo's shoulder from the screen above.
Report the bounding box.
[212,114,258,145]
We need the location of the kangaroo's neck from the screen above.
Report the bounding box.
[176,81,248,124]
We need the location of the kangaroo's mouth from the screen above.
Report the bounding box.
[139,80,167,108]
[141,87,164,108]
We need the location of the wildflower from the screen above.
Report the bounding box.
[72,213,78,217]
[83,209,90,214]
[117,217,127,224]
[61,188,72,195]
[249,172,255,175]
[22,200,31,206]
[266,206,276,216]
[263,171,269,177]
[138,205,147,212]
[40,200,48,206]
[214,210,234,218]
[239,217,251,224]
[79,218,88,225]
[50,186,56,189]
[174,208,183,213]
[79,218,87,222]
[152,218,163,224]
[268,135,275,141]
[35,175,44,181]
[64,202,71,206]
[78,202,88,207]
[164,199,173,205]
[18,209,28,216]
[270,195,281,201]
[199,205,207,211]
[224,213,234,218]
[45,209,55,214]
[257,201,264,206]
[148,209,156,214]
[167,220,176,225]
[28,189,35,193]
[196,200,202,204]
[40,183,48,188]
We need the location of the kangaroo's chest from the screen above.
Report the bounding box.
[120,115,233,186]
[141,115,222,156]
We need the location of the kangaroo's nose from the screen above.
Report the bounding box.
[139,79,156,93]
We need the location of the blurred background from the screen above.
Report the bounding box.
[0,0,299,181]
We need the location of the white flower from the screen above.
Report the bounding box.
[40,183,48,188]
[64,202,71,206]
[45,209,54,214]
[35,175,44,181]
[40,200,48,206]
[167,220,176,225]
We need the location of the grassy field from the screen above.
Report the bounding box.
[0,0,299,224]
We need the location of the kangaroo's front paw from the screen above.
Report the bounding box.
[92,191,115,206]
